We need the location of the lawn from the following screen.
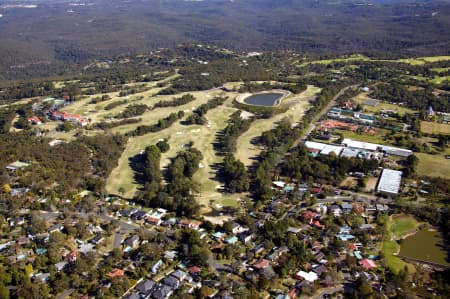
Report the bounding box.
[396,56,450,65]
[416,152,450,179]
[105,91,247,211]
[431,67,450,73]
[105,90,230,198]
[390,214,421,239]
[298,54,370,66]
[352,93,415,116]
[340,129,388,144]
[430,76,450,85]
[299,55,450,67]
[420,121,450,135]
[381,215,419,274]
[235,85,319,166]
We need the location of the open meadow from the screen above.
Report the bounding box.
[420,121,450,135]
[416,152,450,179]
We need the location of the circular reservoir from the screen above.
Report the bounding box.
[244,92,285,106]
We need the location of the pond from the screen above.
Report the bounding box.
[399,229,449,266]
[244,92,284,106]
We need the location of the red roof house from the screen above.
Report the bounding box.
[359,259,377,270]
[253,259,270,270]
[27,116,42,125]
[188,266,201,275]
[108,268,125,278]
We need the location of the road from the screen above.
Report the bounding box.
[315,285,344,299]
[291,84,360,149]
[55,289,75,299]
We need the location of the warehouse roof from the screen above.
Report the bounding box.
[377,169,402,195]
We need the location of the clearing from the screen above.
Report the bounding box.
[416,152,450,179]
[421,121,450,135]
[352,93,415,116]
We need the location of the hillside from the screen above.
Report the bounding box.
[0,0,450,80]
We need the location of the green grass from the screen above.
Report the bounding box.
[381,215,419,274]
[105,90,231,197]
[105,93,247,211]
[416,152,450,179]
[390,215,421,239]
[431,67,450,73]
[340,129,388,144]
[235,85,319,166]
[420,121,450,135]
[299,55,450,68]
[395,56,450,65]
[352,93,415,116]
[430,76,450,85]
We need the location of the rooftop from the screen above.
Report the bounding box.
[377,168,402,195]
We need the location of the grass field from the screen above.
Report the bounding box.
[298,54,370,66]
[390,214,421,239]
[382,215,420,274]
[395,56,450,65]
[106,89,232,198]
[416,152,450,179]
[235,85,320,166]
[431,67,450,73]
[353,93,415,116]
[300,55,450,67]
[340,129,388,144]
[420,121,450,135]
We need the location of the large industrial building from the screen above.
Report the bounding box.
[377,168,403,196]
[341,138,413,157]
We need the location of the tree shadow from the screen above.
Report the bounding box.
[128,152,146,189]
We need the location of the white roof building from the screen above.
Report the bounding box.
[296,270,318,282]
[342,138,379,151]
[305,141,343,156]
[305,141,327,151]
[342,138,412,157]
[320,144,343,156]
[377,168,402,195]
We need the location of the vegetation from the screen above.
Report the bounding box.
[221,154,249,193]
[139,147,203,217]
[116,104,149,119]
[184,96,227,125]
[153,94,195,109]
[218,111,254,154]
[126,111,185,137]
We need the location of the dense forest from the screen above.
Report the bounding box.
[1,0,450,81]
[0,132,126,193]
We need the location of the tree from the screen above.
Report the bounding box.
[156,139,170,153]
[2,184,11,194]
[222,154,249,193]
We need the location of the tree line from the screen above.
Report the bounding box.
[126,111,184,137]
[137,146,203,217]
[184,96,228,125]
[217,111,254,154]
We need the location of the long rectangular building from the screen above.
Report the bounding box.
[377,168,402,196]
[341,138,412,157]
